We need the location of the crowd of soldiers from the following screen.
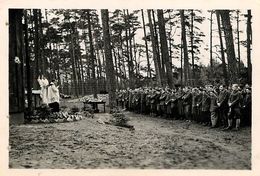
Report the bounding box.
[116,84,252,131]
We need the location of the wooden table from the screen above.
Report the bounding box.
[25,90,41,109]
[83,101,106,113]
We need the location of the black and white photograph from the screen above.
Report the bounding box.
[1,0,259,175]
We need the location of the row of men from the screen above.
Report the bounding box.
[116,84,251,131]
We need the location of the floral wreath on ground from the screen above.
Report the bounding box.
[25,104,93,124]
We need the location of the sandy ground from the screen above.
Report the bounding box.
[9,109,251,169]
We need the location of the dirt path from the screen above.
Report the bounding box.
[9,111,251,169]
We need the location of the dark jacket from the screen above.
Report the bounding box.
[217,89,229,108]
[210,92,218,112]
[201,92,210,112]
[228,90,242,108]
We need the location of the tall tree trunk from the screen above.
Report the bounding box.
[33,9,40,88]
[38,10,45,76]
[180,10,190,86]
[79,45,85,95]
[216,11,229,86]
[123,10,134,88]
[74,28,84,95]
[219,10,238,83]
[65,19,79,97]
[127,10,135,87]
[87,10,98,98]
[24,10,33,115]
[68,30,79,97]
[236,10,241,76]
[124,10,131,86]
[141,9,151,78]
[132,35,138,75]
[181,40,183,86]
[83,29,91,80]
[190,10,195,86]
[152,10,165,86]
[120,33,127,88]
[112,48,119,90]
[9,9,25,113]
[96,48,103,91]
[56,43,61,85]
[168,11,173,62]
[48,43,53,78]
[209,10,214,81]
[101,9,117,111]
[116,47,123,89]
[147,10,162,86]
[44,9,50,79]
[157,9,174,88]
[246,10,252,84]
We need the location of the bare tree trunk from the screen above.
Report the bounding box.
[157,9,174,88]
[112,48,119,90]
[73,26,84,95]
[9,9,25,113]
[101,9,117,111]
[132,35,138,75]
[33,9,40,88]
[24,10,33,115]
[141,9,151,78]
[210,10,213,82]
[87,10,98,98]
[68,27,79,97]
[190,10,195,86]
[83,29,91,80]
[44,9,50,79]
[147,10,162,86]
[38,10,45,76]
[168,11,173,69]
[236,10,241,76]
[246,10,252,84]
[127,10,135,87]
[219,10,238,83]
[152,10,165,86]
[79,47,86,95]
[181,40,183,86]
[216,11,229,86]
[123,10,134,88]
[56,43,61,85]
[180,10,190,86]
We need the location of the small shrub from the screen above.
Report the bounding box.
[110,112,130,126]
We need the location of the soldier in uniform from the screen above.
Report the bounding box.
[170,89,178,119]
[176,87,184,119]
[150,89,157,116]
[159,89,167,118]
[145,88,151,115]
[140,88,145,114]
[242,86,251,126]
[225,84,242,131]
[191,88,202,122]
[201,88,211,126]
[196,88,204,124]
[165,89,173,118]
[182,87,192,122]
[217,85,229,128]
[209,89,218,128]
[136,88,142,113]
[155,88,161,117]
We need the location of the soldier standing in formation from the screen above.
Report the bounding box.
[116,83,251,131]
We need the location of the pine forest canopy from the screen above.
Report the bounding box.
[10,9,252,100]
